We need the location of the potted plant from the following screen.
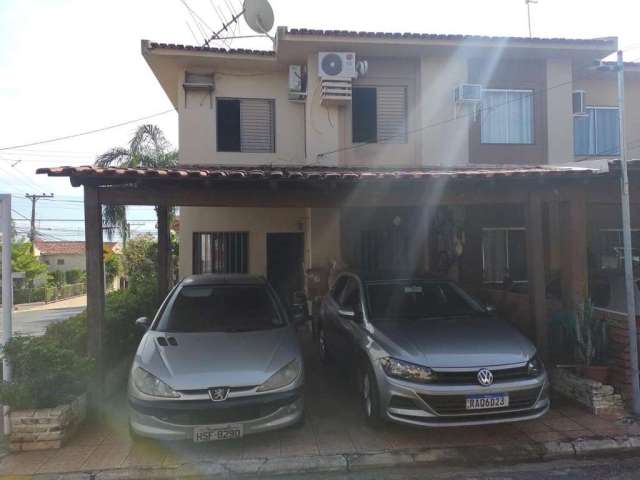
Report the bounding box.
[575,300,609,383]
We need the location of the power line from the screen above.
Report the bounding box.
[25,193,54,245]
[0,109,174,151]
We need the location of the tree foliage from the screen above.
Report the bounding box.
[94,124,178,241]
[9,241,47,285]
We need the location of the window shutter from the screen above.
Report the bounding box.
[376,86,408,144]
[240,99,274,153]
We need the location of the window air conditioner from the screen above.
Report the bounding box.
[453,84,483,104]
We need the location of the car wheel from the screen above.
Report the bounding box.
[360,362,383,427]
[317,327,331,364]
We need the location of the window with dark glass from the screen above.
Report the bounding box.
[352,86,407,144]
[216,98,274,153]
[193,232,248,274]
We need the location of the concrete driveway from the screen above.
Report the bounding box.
[1,331,638,477]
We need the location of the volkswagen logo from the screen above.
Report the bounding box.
[477,368,494,386]
[209,387,229,402]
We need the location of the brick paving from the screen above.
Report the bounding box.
[0,345,637,476]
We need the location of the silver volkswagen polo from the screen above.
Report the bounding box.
[128,274,304,442]
[319,272,549,427]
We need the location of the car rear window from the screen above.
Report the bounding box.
[366,281,484,321]
[156,285,285,333]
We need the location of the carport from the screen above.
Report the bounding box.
[36,163,600,392]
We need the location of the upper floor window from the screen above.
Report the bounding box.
[217,98,275,153]
[352,86,408,144]
[574,107,620,156]
[481,89,533,145]
[57,259,65,266]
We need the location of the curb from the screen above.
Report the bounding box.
[18,434,640,480]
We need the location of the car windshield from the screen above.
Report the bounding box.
[157,285,285,333]
[366,281,485,321]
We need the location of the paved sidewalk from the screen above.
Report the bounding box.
[12,294,87,312]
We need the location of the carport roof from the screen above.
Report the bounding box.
[36,164,598,185]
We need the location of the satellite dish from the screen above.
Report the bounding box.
[243,0,274,34]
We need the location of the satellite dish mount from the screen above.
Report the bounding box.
[203,0,275,48]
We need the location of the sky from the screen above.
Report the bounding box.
[1,0,640,239]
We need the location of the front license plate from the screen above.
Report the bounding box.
[193,424,243,443]
[465,393,509,410]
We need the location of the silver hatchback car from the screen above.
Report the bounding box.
[128,274,304,442]
[319,272,549,427]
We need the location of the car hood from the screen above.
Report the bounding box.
[136,327,300,391]
[371,316,535,368]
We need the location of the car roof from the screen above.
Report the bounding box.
[181,274,268,286]
[338,270,448,283]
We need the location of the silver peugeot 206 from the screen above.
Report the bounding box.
[128,274,305,442]
[318,271,549,427]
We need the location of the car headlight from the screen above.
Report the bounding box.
[380,357,435,383]
[257,359,302,392]
[527,355,543,376]
[132,367,180,398]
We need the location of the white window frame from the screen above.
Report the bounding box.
[573,106,620,156]
[481,227,527,284]
[480,88,534,145]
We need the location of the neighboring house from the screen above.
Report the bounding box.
[140,29,639,298]
[34,240,119,273]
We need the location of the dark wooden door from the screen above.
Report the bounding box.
[267,233,305,307]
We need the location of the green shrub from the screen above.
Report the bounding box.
[65,269,85,285]
[45,311,88,357]
[47,270,66,288]
[0,336,93,409]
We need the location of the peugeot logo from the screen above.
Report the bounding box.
[209,387,229,402]
[477,368,494,386]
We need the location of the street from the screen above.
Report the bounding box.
[258,454,640,480]
[0,295,86,337]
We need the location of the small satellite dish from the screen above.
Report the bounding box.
[243,0,274,34]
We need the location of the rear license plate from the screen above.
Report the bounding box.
[193,424,243,442]
[466,393,509,410]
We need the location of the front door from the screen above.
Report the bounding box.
[267,233,305,308]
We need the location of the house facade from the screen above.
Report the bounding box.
[142,28,640,308]
[34,240,119,273]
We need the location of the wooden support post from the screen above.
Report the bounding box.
[561,190,588,309]
[526,194,548,357]
[157,206,170,300]
[84,186,105,401]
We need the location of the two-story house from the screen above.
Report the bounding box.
[38,28,640,399]
[139,28,639,306]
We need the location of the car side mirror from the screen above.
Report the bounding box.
[485,305,496,314]
[135,316,150,331]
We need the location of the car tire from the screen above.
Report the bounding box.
[359,362,384,428]
[317,326,332,364]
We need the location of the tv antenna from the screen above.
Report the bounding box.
[525,0,538,38]
[204,0,275,48]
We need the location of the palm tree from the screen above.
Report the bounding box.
[94,125,178,243]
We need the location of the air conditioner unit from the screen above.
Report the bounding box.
[288,65,307,101]
[318,52,357,80]
[453,84,483,104]
[572,90,587,116]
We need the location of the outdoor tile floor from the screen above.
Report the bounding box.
[1,338,638,476]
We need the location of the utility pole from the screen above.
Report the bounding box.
[615,50,640,415]
[24,193,54,248]
[525,0,538,38]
